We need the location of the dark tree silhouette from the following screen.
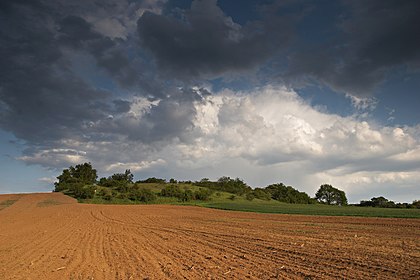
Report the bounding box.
[315,184,347,206]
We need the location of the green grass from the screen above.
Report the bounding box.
[137,183,206,193]
[200,199,420,218]
[37,199,65,207]
[0,199,18,210]
[80,195,420,218]
[80,183,226,205]
[79,196,181,205]
[76,183,420,218]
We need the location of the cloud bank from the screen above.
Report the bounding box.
[1,0,419,202]
[17,86,420,202]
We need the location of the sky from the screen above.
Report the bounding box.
[0,0,419,203]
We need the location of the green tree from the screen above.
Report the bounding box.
[194,188,213,201]
[245,192,255,201]
[128,187,156,202]
[137,177,166,183]
[97,188,113,200]
[360,196,398,208]
[180,189,194,202]
[217,176,251,195]
[160,185,183,198]
[252,188,271,200]
[315,184,348,206]
[70,163,98,185]
[110,169,133,183]
[73,184,96,199]
[54,163,97,196]
[265,183,313,204]
[98,169,134,192]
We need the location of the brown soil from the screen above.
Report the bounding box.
[0,193,419,279]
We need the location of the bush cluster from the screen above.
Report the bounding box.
[160,185,212,202]
[54,163,419,207]
[54,163,97,199]
[195,177,251,195]
[359,197,419,209]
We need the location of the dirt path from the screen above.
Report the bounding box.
[0,193,419,279]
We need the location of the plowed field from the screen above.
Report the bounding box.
[0,193,419,279]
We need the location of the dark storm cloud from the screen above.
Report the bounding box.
[138,0,419,96]
[93,87,205,143]
[285,0,420,97]
[138,87,207,143]
[0,0,169,147]
[1,0,419,173]
[138,0,295,79]
[57,15,142,89]
[0,2,110,143]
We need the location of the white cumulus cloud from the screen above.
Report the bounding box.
[17,86,420,202]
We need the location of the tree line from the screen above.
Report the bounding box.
[54,163,213,203]
[53,162,419,208]
[358,196,420,209]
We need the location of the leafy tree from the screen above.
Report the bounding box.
[73,184,96,199]
[217,176,251,195]
[245,192,255,201]
[128,187,156,202]
[360,196,398,208]
[160,185,183,198]
[413,200,420,209]
[252,188,271,200]
[54,169,75,192]
[111,169,133,183]
[315,184,348,206]
[54,163,97,199]
[195,176,251,195]
[180,189,194,202]
[371,196,389,207]
[99,169,134,191]
[194,188,213,201]
[70,163,98,185]
[265,183,313,204]
[55,162,97,192]
[137,177,166,184]
[97,188,113,200]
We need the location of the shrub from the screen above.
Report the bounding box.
[253,188,271,200]
[54,163,97,193]
[117,192,128,199]
[160,185,183,198]
[246,192,255,201]
[137,177,166,184]
[180,189,194,202]
[194,188,213,201]
[266,183,313,204]
[97,188,113,200]
[195,177,251,195]
[72,184,96,199]
[128,188,156,202]
[315,184,348,206]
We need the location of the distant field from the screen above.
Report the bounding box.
[200,199,420,218]
[80,185,420,218]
